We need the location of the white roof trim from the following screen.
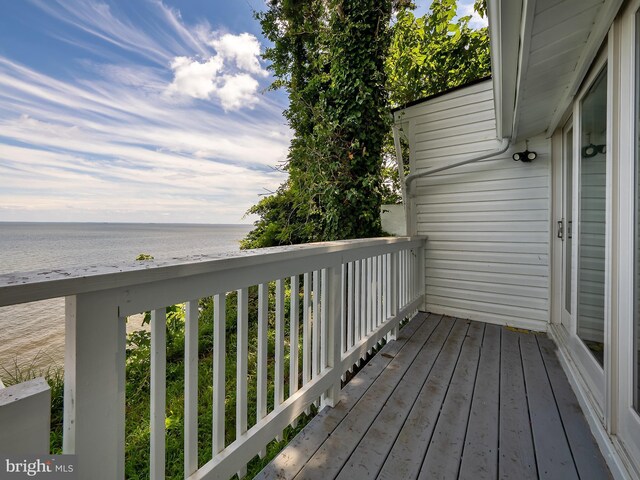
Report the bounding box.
[488,0,523,140]
[510,0,536,141]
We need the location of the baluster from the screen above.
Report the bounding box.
[377,255,382,329]
[275,279,285,440]
[401,250,406,308]
[321,268,328,371]
[236,288,249,479]
[212,294,225,455]
[312,270,320,380]
[410,249,414,301]
[151,308,166,480]
[367,257,373,354]
[184,300,199,477]
[390,251,399,341]
[385,254,391,320]
[257,283,268,457]
[321,263,342,409]
[290,275,300,421]
[303,272,311,414]
[354,260,361,351]
[366,257,372,337]
[340,265,347,381]
[347,262,354,352]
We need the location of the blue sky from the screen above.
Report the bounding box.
[0,0,485,224]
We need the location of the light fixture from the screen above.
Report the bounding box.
[582,144,598,157]
[512,140,537,162]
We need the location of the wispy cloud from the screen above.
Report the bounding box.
[0,0,289,223]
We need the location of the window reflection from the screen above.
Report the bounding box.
[578,66,607,366]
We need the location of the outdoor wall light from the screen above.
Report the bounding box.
[512,150,537,162]
[582,143,606,158]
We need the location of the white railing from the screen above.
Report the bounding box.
[0,236,425,479]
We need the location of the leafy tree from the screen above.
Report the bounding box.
[243,0,490,247]
[387,0,489,107]
[383,0,490,202]
[242,0,400,248]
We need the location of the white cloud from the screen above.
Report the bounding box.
[0,54,289,223]
[1,2,289,223]
[166,32,267,110]
[209,33,268,76]
[217,74,260,110]
[167,55,223,99]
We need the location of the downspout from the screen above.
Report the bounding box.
[403,137,511,235]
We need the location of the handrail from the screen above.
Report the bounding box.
[0,236,424,307]
[0,236,426,480]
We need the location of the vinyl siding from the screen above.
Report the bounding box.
[395,80,551,331]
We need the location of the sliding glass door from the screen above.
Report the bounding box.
[619,2,640,464]
[577,67,608,367]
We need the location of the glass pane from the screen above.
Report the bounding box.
[565,127,573,314]
[634,10,640,413]
[578,66,607,367]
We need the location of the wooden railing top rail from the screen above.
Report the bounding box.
[0,236,425,307]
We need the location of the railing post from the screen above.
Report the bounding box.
[321,261,343,409]
[151,308,167,480]
[184,300,199,477]
[389,250,399,341]
[64,291,125,479]
[418,239,426,310]
[0,378,50,454]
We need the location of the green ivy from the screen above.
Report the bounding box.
[244,0,490,247]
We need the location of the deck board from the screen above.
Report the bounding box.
[255,312,432,480]
[293,314,443,480]
[335,315,454,480]
[377,318,468,480]
[537,336,612,480]
[418,321,485,479]
[256,314,611,480]
[499,328,538,479]
[458,323,500,480]
[520,333,579,480]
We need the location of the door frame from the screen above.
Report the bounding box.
[560,117,573,331]
[549,2,640,477]
[615,0,640,468]
[567,48,610,417]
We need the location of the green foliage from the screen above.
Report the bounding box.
[387,0,490,107]
[381,0,490,202]
[241,182,323,248]
[245,0,398,248]
[135,253,154,261]
[244,0,490,243]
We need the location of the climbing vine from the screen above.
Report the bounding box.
[242,0,490,248]
[242,0,401,248]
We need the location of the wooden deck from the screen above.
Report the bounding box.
[256,312,611,480]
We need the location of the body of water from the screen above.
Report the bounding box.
[0,222,252,376]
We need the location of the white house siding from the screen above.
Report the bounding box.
[395,79,551,331]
